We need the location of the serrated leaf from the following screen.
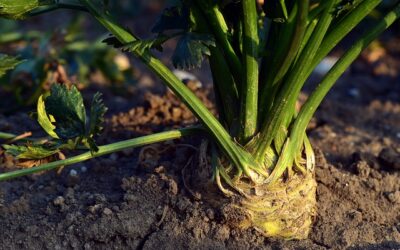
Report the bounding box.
[151,6,190,33]
[37,95,59,139]
[89,92,107,138]
[121,37,166,54]
[0,54,24,78]
[44,84,86,139]
[104,36,166,54]
[3,144,58,159]
[0,0,54,20]
[172,33,215,69]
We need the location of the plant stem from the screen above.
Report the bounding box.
[0,132,16,140]
[259,0,309,122]
[309,0,382,74]
[240,0,259,142]
[190,5,239,129]
[78,0,261,177]
[266,2,400,183]
[0,127,201,181]
[194,1,243,86]
[209,47,239,128]
[255,0,335,162]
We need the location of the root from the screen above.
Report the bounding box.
[224,172,317,239]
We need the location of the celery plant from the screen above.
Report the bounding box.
[1,0,400,239]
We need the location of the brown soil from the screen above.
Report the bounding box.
[1,37,400,250]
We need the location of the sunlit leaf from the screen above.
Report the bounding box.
[37,94,59,139]
[3,144,58,159]
[44,84,86,139]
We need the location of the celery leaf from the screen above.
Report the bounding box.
[172,33,215,69]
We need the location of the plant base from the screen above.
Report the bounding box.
[222,172,317,239]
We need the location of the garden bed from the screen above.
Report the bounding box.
[0,51,399,249]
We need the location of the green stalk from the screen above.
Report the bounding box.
[308,0,382,76]
[259,0,309,121]
[209,47,239,128]
[190,5,239,129]
[0,132,16,140]
[308,1,330,22]
[255,0,335,162]
[194,1,243,86]
[240,0,259,142]
[0,127,200,181]
[266,3,400,183]
[78,0,261,178]
[296,18,318,60]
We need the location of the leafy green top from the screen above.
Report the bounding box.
[103,3,215,70]
[4,84,107,160]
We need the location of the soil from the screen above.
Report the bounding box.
[1,20,400,250]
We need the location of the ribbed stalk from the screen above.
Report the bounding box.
[308,0,382,80]
[266,2,400,183]
[78,0,261,178]
[194,1,243,86]
[0,127,200,181]
[0,132,16,140]
[259,0,309,121]
[240,0,259,142]
[255,0,335,162]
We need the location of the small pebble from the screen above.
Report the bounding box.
[109,153,118,161]
[53,196,65,206]
[88,204,101,214]
[206,208,215,220]
[103,208,113,216]
[355,161,370,178]
[348,88,360,97]
[386,191,400,204]
[69,169,78,176]
[314,56,338,75]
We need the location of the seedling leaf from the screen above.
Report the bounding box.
[172,33,215,69]
[44,84,86,139]
[0,54,24,78]
[3,144,58,159]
